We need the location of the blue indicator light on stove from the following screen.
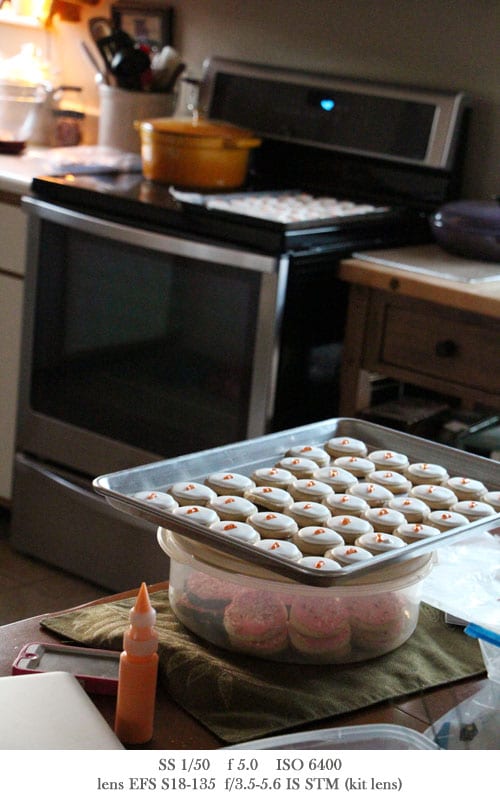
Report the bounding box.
[320,98,335,111]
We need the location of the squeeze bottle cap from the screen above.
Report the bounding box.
[123,582,158,657]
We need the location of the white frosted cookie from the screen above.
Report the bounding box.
[325,436,368,458]
[395,522,442,544]
[287,500,331,528]
[244,485,294,512]
[292,525,345,555]
[254,538,303,561]
[405,462,449,485]
[481,491,500,512]
[326,514,374,545]
[410,484,458,509]
[426,510,470,532]
[210,520,260,544]
[362,507,406,533]
[323,492,369,517]
[367,470,412,495]
[204,471,255,496]
[274,456,318,478]
[299,556,342,571]
[172,505,220,527]
[290,478,332,503]
[450,500,496,521]
[367,449,410,473]
[247,510,299,539]
[445,476,487,501]
[207,494,258,521]
[286,444,330,467]
[169,481,217,507]
[354,531,407,555]
[388,496,431,523]
[314,466,358,491]
[134,490,178,511]
[251,466,295,489]
[348,481,394,507]
[325,544,374,566]
[333,456,375,478]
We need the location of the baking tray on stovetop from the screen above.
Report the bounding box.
[93,418,500,586]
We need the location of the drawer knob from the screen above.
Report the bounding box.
[435,339,458,357]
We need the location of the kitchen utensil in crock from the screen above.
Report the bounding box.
[136,116,261,188]
[431,199,500,262]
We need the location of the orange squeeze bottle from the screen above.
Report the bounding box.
[114,582,159,744]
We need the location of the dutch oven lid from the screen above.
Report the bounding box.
[137,115,260,143]
[433,199,500,234]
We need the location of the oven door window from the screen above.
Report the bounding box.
[31,221,260,457]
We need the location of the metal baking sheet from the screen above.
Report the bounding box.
[93,418,500,586]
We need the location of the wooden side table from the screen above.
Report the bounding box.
[338,255,500,417]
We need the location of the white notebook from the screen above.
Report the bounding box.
[0,671,123,749]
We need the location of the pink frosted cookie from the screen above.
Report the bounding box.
[367,470,412,495]
[426,510,469,532]
[223,590,289,656]
[287,500,331,528]
[244,485,294,512]
[185,570,237,609]
[134,490,179,512]
[275,456,318,478]
[169,481,217,507]
[445,476,487,501]
[405,462,449,485]
[349,593,408,652]
[367,449,409,474]
[290,478,332,503]
[354,531,407,555]
[388,496,431,523]
[210,520,261,544]
[410,484,458,509]
[361,506,406,533]
[333,456,374,478]
[327,514,374,545]
[286,444,330,467]
[204,471,255,496]
[247,510,298,540]
[314,466,358,492]
[207,494,258,521]
[325,436,368,459]
[289,596,351,661]
[323,492,369,517]
[292,525,344,555]
[450,500,496,521]
[348,481,394,507]
[251,466,295,489]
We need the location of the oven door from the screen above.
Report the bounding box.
[17,197,283,478]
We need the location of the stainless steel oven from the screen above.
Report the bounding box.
[10,58,469,590]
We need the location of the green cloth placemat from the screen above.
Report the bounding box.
[40,592,484,744]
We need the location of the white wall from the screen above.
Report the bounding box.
[1,0,498,198]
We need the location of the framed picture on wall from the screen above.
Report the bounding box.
[111,4,174,50]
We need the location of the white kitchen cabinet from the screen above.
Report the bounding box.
[0,201,26,502]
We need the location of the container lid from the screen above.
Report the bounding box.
[137,115,260,145]
[226,723,439,750]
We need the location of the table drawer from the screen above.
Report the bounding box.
[377,296,500,395]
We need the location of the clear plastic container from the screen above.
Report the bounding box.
[226,723,438,749]
[159,528,433,664]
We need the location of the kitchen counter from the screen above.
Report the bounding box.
[0,148,54,198]
[338,248,500,416]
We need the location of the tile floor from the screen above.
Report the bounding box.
[0,508,107,626]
